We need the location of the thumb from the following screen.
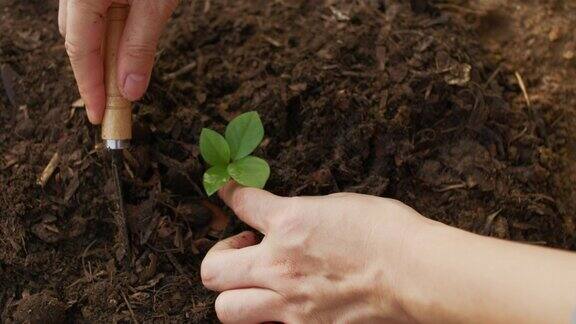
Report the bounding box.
[117,0,178,101]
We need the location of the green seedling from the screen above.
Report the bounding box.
[200,111,270,196]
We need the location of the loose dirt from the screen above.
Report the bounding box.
[1,0,575,322]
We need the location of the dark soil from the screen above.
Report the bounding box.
[1,0,575,322]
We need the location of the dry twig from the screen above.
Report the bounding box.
[120,290,139,324]
[514,71,531,107]
[37,152,60,187]
[162,62,197,81]
[482,209,502,235]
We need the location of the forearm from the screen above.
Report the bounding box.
[396,220,576,323]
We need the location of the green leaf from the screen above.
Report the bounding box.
[200,128,230,166]
[227,156,270,189]
[225,111,264,161]
[203,165,230,196]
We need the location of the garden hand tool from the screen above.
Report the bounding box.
[103,3,132,264]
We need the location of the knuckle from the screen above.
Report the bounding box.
[65,39,99,62]
[123,43,157,61]
[327,192,353,199]
[386,197,409,209]
[200,257,217,289]
[377,197,410,213]
[64,39,83,59]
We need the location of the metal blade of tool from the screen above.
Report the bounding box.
[111,150,131,265]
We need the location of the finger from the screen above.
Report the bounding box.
[201,232,264,291]
[58,0,68,37]
[117,0,179,101]
[218,182,284,233]
[65,0,113,124]
[215,288,286,324]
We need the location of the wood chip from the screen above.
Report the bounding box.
[289,83,308,92]
[203,0,211,13]
[330,6,350,21]
[481,209,502,235]
[262,35,282,48]
[18,105,29,119]
[548,25,561,42]
[71,98,85,107]
[1,156,18,170]
[31,223,63,243]
[37,152,60,187]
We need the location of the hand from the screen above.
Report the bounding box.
[201,183,429,323]
[201,184,576,323]
[58,0,179,124]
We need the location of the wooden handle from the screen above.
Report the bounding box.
[102,4,132,143]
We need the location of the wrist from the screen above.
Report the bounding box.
[390,215,480,323]
[368,199,442,322]
[393,219,451,322]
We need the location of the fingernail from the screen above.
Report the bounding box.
[123,73,147,100]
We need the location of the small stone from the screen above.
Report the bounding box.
[31,223,63,243]
[288,82,307,92]
[563,50,574,60]
[493,217,509,239]
[41,214,57,223]
[71,98,85,107]
[548,25,561,42]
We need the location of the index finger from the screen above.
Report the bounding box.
[65,0,115,124]
[218,182,284,234]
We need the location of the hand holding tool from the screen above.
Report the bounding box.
[103,3,132,149]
